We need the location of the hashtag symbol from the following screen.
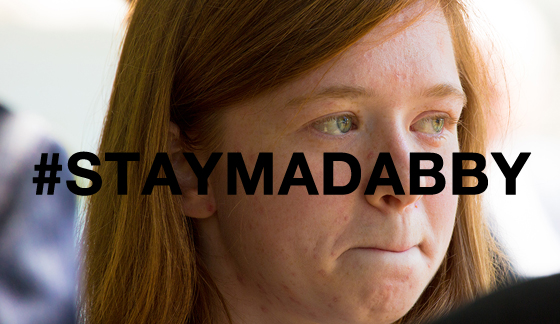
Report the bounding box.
[33,153,62,195]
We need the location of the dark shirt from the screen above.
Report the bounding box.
[430,273,560,324]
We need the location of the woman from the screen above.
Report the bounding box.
[80,0,508,323]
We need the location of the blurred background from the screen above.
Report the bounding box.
[0,0,559,278]
[0,0,128,154]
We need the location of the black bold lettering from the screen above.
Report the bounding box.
[410,152,445,195]
[105,152,139,195]
[364,152,404,195]
[452,152,488,195]
[183,152,222,195]
[227,152,273,195]
[491,152,530,195]
[323,152,361,195]
[142,153,181,195]
[278,153,318,195]
[66,152,102,196]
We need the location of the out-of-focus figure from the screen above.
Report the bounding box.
[0,103,76,324]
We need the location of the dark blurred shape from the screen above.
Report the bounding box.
[0,103,76,324]
[430,273,560,324]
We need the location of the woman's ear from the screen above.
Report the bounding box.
[168,122,216,218]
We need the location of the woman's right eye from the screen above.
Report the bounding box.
[312,114,356,136]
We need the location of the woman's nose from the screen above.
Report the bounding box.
[364,132,424,213]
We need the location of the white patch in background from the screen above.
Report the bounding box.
[0,0,128,154]
[473,0,560,277]
[0,0,128,32]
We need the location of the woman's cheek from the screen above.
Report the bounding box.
[421,156,458,262]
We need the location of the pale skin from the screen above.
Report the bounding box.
[170,2,465,324]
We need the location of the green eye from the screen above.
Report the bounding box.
[337,116,352,133]
[313,115,354,135]
[413,116,446,135]
[431,117,444,133]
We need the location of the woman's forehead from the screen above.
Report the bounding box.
[256,5,460,112]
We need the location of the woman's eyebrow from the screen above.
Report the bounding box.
[285,85,369,108]
[421,83,467,106]
[285,83,466,109]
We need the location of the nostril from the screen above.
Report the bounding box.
[381,194,421,211]
[382,195,397,206]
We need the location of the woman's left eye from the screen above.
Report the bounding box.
[411,115,447,135]
[312,114,355,135]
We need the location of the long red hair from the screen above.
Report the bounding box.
[80,0,508,323]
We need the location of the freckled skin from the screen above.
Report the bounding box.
[196,2,461,324]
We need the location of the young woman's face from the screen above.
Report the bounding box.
[199,4,463,323]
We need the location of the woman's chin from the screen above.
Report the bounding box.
[313,261,429,324]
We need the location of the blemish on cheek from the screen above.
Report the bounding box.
[317,269,326,277]
[367,151,375,160]
[334,214,349,225]
[260,305,269,313]
[207,203,214,213]
[332,296,339,303]
[236,274,244,285]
